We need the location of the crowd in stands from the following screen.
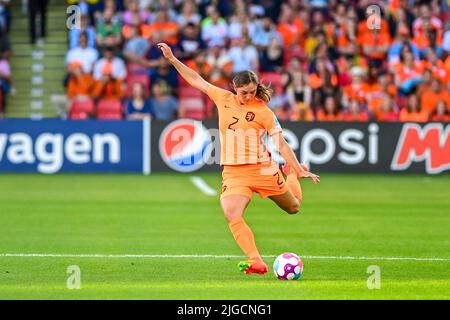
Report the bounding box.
[0,0,11,118]
[65,0,450,122]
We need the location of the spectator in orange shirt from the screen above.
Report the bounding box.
[277,7,304,49]
[416,68,433,98]
[375,96,400,122]
[445,55,450,80]
[186,50,212,81]
[66,60,94,100]
[316,96,343,121]
[357,14,390,46]
[91,62,123,100]
[394,49,424,94]
[429,99,450,122]
[205,40,233,89]
[342,66,368,106]
[363,64,384,94]
[412,4,443,39]
[399,94,429,122]
[421,48,448,82]
[361,28,391,64]
[420,78,450,114]
[413,21,444,57]
[333,4,357,57]
[342,99,369,122]
[367,75,397,119]
[149,8,179,46]
[309,57,339,107]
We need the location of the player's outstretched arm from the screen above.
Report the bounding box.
[272,132,320,184]
[157,42,211,94]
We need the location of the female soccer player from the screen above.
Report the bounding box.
[158,43,320,275]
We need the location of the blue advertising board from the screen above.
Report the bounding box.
[0,120,150,173]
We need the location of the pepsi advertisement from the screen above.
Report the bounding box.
[0,119,148,173]
[152,120,450,175]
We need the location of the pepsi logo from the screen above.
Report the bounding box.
[159,119,212,172]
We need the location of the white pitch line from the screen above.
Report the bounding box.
[190,176,217,196]
[0,253,449,262]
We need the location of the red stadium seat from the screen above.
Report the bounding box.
[178,74,189,87]
[125,74,150,98]
[69,99,95,120]
[180,97,205,120]
[126,63,148,75]
[260,72,282,85]
[260,72,283,93]
[179,85,204,98]
[96,99,123,120]
[283,47,306,67]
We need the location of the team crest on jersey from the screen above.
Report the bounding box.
[246,112,255,122]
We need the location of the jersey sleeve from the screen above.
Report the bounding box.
[265,111,283,136]
[206,84,231,108]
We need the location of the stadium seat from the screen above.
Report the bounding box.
[125,74,150,98]
[179,85,203,98]
[126,63,148,75]
[283,47,306,67]
[180,97,205,120]
[96,99,123,120]
[260,72,283,92]
[69,99,95,120]
[205,99,215,118]
[178,74,189,87]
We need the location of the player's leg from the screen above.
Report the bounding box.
[269,191,300,214]
[221,194,268,274]
[282,163,307,204]
[269,163,308,214]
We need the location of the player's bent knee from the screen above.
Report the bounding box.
[223,208,243,223]
[286,200,300,215]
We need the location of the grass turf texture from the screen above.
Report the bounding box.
[0,173,449,299]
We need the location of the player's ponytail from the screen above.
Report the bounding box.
[255,82,273,103]
[232,70,273,103]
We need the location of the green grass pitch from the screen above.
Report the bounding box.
[0,173,449,299]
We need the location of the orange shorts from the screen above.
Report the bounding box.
[220,161,289,199]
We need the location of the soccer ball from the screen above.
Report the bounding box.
[273,253,303,280]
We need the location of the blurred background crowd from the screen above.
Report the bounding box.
[40,0,450,121]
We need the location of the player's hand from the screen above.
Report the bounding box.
[157,43,175,62]
[300,171,320,184]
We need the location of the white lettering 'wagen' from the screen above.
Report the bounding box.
[0,132,121,173]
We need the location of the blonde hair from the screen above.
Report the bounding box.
[232,70,273,103]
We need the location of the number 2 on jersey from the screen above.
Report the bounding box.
[228,117,239,131]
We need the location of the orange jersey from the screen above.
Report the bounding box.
[206,85,282,166]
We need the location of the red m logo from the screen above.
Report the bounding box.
[391,123,450,174]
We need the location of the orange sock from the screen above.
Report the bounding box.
[228,217,261,260]
[286,174,303,203]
